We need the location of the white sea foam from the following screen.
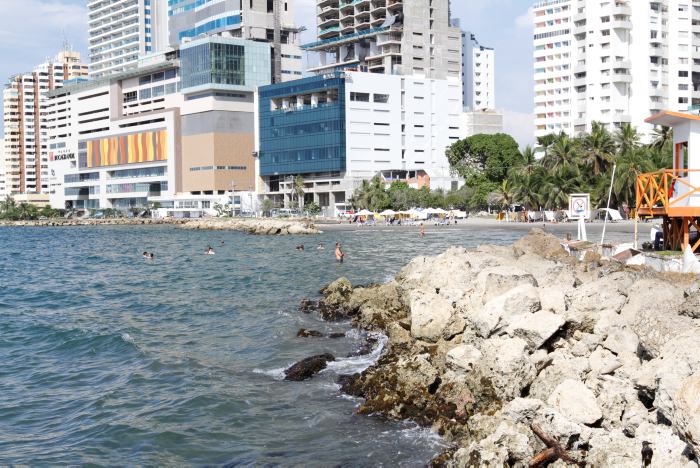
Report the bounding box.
[120,333,134,343]
[325,333,388,375]
[252,366,288,381]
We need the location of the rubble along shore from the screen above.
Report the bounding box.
[0,217,319,235]
[304,229,700,467]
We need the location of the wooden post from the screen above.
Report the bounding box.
[684,218,690,251]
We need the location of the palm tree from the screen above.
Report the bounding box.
[349,176,389,211]
[511,167,545,211]
[614,122,640,157]
[614,147,655,208]
[292,175,305,209]
[261,198,275,217]
[650,125,672,152]
[581,121,615,176]
[540,164,584,210]
[536,133,557,159]
[493,179,514,210]
[542,133,579,172]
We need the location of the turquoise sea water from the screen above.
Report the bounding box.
[0,225,525,465]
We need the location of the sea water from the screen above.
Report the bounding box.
[0,225,527,465]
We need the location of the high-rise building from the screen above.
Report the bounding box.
[46,39,270,212]
[0,139,6,198]
[3,51,88,195]
[167,0,303,83]
[303,0,462,80]
[254,0,465,216]
[460,30,495,110]
[533,0,695,140]
[88,0,169,78]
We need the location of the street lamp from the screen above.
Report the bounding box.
[229,180,235,217]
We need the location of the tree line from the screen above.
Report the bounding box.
[350,122,672,213]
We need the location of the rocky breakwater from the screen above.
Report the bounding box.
[0,218,187,227]
[180,218,319,235]
[313,229,700,467]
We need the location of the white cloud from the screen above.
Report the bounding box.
[515,7,534,29]
[0,0,87,54]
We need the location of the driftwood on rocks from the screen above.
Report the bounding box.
[310,228,700,467]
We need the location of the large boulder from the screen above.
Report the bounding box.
[408,289,455,342]
[475,266,538,304]
[474,337,536,400]
[674,374,700,457]
[284,353,335,381]
[547,378,602,425]
[446,344,482,374]
[506,310,565,351]
[321,277,353,306]
[466,284,541,338]
[564,277,627,333]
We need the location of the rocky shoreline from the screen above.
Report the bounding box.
[0,217,319,235]
[291,229,700,467]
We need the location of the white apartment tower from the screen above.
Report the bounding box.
[88,0,169,78]
[3,52,88,195]
[461,30,495,110]
[304,0,462,80]
[533,0,700,140]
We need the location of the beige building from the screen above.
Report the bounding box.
[3,51,88,196]
[46,39,270,212]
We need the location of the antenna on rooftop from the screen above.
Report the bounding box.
[62,29,73,54]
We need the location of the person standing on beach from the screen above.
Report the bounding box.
[335,243,345,264]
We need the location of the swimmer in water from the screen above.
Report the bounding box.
[142,251,149,259]
[206,246,215,255]
[296,244,305,251]
[150,253,155,259]
[317,243,325,250]
[420,223,426,238]
[335,242,345,264]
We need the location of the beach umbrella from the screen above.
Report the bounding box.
[379,209,397,216]
[356,209,374,216]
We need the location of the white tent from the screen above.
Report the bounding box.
[544,211,556,222]
[356,209,374,216]
[451,210,468,218]
[379,209,397,216]
[408,208,428,219]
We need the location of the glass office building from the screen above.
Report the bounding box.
[180,37,271,94]
[258,74,346,176]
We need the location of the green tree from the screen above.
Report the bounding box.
[446,133,522,184]
[292,175,305,210]
[613,147,655,208]
[261,198,275,217]
[536,133,557,159]
[542,133,579,172]
[581,121,615,176]
[306,201,321,215]
[651,125,672,152]
[349,176,389,212]
[615,122,640,157]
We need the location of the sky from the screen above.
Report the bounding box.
[0,0,535,145]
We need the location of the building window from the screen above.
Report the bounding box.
[373,94,389,103]
[350,92,370,102]
[123,91,137,103]
[180,42,245,89]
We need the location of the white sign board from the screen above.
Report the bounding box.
[568,193,591,220]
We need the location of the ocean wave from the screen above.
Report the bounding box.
[252,366,288,381]
[325,333,387,375]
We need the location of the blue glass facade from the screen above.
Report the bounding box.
[180,37,270,93]
[177,14,241,41]
[258,74,346,176]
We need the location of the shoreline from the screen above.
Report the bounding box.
[289,228,700,466]
[0,217,319,235]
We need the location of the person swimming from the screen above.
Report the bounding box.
[296,244,305,251]
[150,253,155,259]
[317,243,325,250]
[335,242,345,263]
[205,246,215,255]
[143,251,149,259]
[419,223,426,238]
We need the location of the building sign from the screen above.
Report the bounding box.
[569,193,591,220]
[49,152,75,161]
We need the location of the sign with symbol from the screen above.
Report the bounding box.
[568,193,590,220]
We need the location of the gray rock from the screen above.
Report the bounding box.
[408,289,454,342]
[475,266,539,304]
[467,284,541,338]
[547,378,602,425]
[507,310,565,351]
[445,344,482,374]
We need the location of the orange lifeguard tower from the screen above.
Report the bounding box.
[637,111,700,251]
